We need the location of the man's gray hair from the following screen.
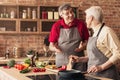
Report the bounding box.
[85,6,103,23]
[58,3,72,16]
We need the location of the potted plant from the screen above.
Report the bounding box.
[26,49,35,58]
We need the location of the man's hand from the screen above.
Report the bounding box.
[69,55,79,62]
[49,42,62,53]
[74,41,87,52]
[54,47,62,53]
[69,55,88,63]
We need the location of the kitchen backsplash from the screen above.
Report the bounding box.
[0,34,47,57]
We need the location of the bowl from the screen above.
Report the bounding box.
[58,70,84,78]
[26,54,33,58]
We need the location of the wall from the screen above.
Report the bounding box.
[0,0,120,57]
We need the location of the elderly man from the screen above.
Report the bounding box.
[49,3,89,71]
[70,6,120,79]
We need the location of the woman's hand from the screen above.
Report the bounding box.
[87,60,114,73]
[87,65,103,73]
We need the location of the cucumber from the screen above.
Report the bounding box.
[20,68,30,73]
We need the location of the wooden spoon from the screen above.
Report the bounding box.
[67,57,73,70]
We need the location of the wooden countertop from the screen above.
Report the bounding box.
[0,57,112,80]
[0,67,112,80]
[0,67,55,80]
[0,57,55,64]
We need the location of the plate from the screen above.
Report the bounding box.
[45,65,58,73]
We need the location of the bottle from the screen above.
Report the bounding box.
[27,8,31,19]
[5,49,10,59]
[22,10,27,19]
[3,8,6,18]
[13,47,18,58]
[42,9,47,19]
[32,9,36,19]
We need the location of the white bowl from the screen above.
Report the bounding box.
[26,54,33,58]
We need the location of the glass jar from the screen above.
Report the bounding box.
[32,9,36,19]
[10,10,15,18]
[22,10,27,19]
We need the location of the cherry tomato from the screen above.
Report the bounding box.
[32,68,46,72]
[40,68,46,72]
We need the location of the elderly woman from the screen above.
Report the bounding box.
[49,3,89,71]
[70,6,120,79]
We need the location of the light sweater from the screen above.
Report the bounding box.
[92,23,120,64]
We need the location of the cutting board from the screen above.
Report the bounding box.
[45,68,59,73]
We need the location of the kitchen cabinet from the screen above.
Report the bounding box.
[18,5,39,34]
[19,19,39,34]
[0,5,18,34]
[39,6,78,34]
[0,4,39,34]
[0,4,78,34]
[39,6,59,34]
[0,19,18,34]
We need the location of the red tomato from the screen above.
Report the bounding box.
[17,64,24,70]
[61,65,67,70]
[14,64,20,69]
[14,64,18,69]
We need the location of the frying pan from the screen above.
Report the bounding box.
[58,70,84,78]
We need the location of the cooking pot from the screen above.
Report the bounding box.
[58,70,84,78]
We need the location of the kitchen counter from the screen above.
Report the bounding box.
[0,57,55,64]
[0,57,112,80]
[0,67,55,80]
[0,67,112,80]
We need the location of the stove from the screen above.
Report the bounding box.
[27,74,100,80]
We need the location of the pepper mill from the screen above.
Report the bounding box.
[31,53,36,67]
[5,50,10,59]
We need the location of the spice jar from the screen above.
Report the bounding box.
[32,9,36,19]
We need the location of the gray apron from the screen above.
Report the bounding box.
[87,23,120,80]
[56,26,86,71]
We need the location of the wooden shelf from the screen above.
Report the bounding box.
[0,4,78,34]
